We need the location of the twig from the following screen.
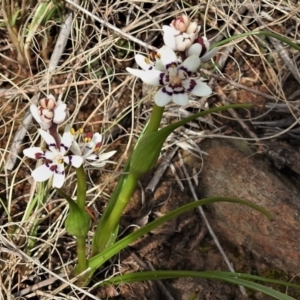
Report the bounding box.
[64,0,158,52]
[246,4,300,84]
[5,11,75,170]
[146,147,179,193]
[201,69,279,101]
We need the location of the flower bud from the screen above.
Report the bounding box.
[39,108,54,123]
[186,22,198,34]
[39,95,56,110]
[171,15,190,32]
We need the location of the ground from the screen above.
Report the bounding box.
[0,1,300,299]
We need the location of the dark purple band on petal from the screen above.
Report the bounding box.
[60,143,68,151]
[50,164,57,172]
[159,73,165,85]
[195,37,207,57]
[172,86,185,94]
[179,65,192,76]
[185,79,197,92]
[66,155,73,165]
[45,159,53,167]
[35,152,45,159]
[165,62,178,69]
[162,86,173,96]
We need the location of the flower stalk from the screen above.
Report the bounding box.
[91,104,165,256]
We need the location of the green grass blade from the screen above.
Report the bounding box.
[88,197,272,271]
[100,270,298,300]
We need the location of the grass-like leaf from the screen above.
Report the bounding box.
[88,197,271,272]
[99,270,298,300]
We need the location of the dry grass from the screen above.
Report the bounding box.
[0,0,300,299]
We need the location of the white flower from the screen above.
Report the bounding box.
[162,15,200,52]
[69,130,116,168]
[30,94,69,130]
[186,36,218,62]
[126,46,212,107]
[23,129,83,188]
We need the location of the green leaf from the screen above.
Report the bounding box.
[87,197,271,274]
[130,104,251,176]
[57,189,90,238]
[99,270,298,300]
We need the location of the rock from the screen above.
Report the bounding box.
[184,138,300,274]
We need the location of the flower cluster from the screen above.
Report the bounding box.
[30,94,69,130]
[162,15,200,52]
[24,94,116,188]
[23,129,83,188]
[127,14,218,107]
[127,46,212,106]
[69,130,116,168]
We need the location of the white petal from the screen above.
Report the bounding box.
[135,54,154,70]
[38,129,57,148]
[52,165,65,188]
[162,26,177,50]
[126,68,162,85]
[32,164,53,182]
[44,150,58,161]
[157,46,178,67]
[30,104,42,123]
[53,103,68,124]
[70,140,82,156]
[86,150,116,162]
[172,93,189,106]
[60,131,74,153]
[91,133,102,144]
[186,43,202,57]
[154,88,172,107]
[23,147,44,159]
[183,79,212,97]
[30,104,51,130]
[64,155,83,168]
[88,161,107,168]
[180,55,201,73]
[200,47,218,62]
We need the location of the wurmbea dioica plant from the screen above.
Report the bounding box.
[22,15,291,296]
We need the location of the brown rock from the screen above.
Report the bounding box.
[184,138,300,274]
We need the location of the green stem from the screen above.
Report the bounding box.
[75,166,87,274]
[76,166,86,210]
[91,104,165,256]
[145,104,164,134]
[75,236,88,276]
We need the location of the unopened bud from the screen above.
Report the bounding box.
[186,22,198,34]
[172,15,190,32]
[39,97,56,109]
[39,109,54,123]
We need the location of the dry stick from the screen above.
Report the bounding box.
[0,234,98,300]
[215,85,263,151]
[201,69,279,101]
[64,0,158,52]
[246,4,300,84]
[178,153,247,297]
[146,147,179,192]
[5,10,75,171]
[0,80,97,99]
